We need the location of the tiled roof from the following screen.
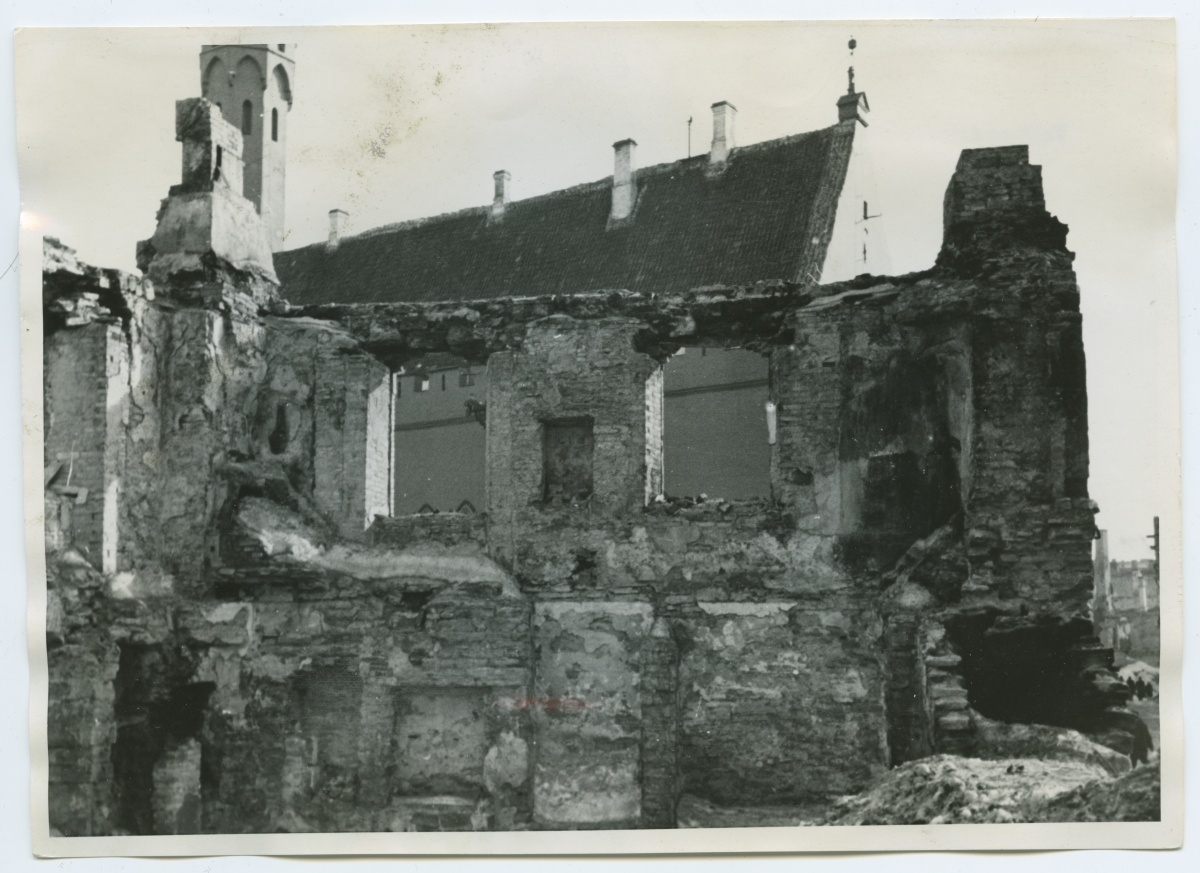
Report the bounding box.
[274,122,855,305]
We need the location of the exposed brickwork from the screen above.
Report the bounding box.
[313,347,391,538]
[639,618,680,828]
[44,324,115,569]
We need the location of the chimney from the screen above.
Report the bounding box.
[610,138,637,222]
[710,101,737,166]
[327,208,348,252]
[490,170,511,222]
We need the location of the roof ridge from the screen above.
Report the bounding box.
[278,123,840,256]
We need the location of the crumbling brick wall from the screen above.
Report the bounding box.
[42,136,1139,835]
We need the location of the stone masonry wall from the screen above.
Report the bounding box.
[486,316,663,567]
[313,347,392,538]
[41,141,1129,835]
[44,324,119,570]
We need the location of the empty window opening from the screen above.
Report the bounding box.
[241,100,253,135]
[213,145,223,182]
[662,347,770,499]
[543,417,595,504]
[277,43,286,51]
[393,355,487,516]
[459,370,476,388]
[271,107,279,142]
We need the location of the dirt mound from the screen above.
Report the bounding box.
[1030,763,1160,822]
[824,755,1112,825]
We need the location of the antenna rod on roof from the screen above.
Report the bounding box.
[687,116,693,158]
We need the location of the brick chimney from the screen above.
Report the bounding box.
[709,101,736,167]
[490,170,511,222]
[610,139,638,222]
[327,208,348,252]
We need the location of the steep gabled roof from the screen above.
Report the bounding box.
[274,121,855,305]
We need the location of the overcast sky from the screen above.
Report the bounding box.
[15,19,1177,558]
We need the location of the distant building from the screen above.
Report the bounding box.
[1093,531,1160,663]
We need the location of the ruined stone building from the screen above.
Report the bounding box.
[273,68,885,515]
[43,44,1143,836]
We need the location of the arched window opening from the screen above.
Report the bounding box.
[271,108,279,142]
[241,100,253,135]
[201,56,222,100]
[272,64,293,107]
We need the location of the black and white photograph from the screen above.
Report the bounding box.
[13,13,1183,857]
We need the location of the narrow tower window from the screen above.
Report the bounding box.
[271,108,279,142]
[241,100,253,135]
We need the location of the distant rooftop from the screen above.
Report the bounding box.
[274,122,855,305]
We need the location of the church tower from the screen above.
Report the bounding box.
[199,44,295,251]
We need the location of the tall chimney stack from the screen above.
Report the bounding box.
[327,208,348,252]
[710,101,737,167]
[610,138,638,222]
[490,170,511,222]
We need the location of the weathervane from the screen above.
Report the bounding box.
[848,36,857,94]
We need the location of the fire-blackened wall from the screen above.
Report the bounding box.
[43,134,1127,835]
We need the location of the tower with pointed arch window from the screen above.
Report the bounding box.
[199,43,295,251]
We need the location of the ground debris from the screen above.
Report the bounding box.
[823,754,1157,825]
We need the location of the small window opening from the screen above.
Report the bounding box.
[441,373,447,391]
[542,417,595,504]
[277,44,286,52]
[415,376,430,393]
[271,108,279,142]
[213,145,223,182]
[459,370,476,388]
[863,200,869,220]
[241,100,253,135]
